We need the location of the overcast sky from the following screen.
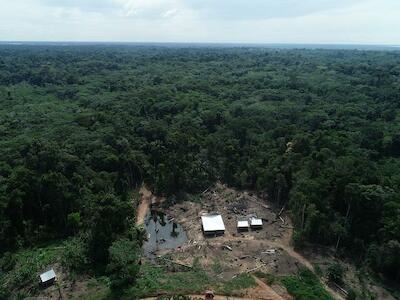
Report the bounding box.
[0,0,399,44]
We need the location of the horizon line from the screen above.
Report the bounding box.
[0,40,399,46]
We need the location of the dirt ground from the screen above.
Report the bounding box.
[152,183,395,300]
[34,263,101,300]
[147,183,304,299]
[136,185,153,225]
[166,184,301,275]
[136,185,165,225]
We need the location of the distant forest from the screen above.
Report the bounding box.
[0,45,399,283]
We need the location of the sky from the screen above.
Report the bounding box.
[0,0,399,44]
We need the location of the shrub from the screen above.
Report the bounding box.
[254,271,276,285]
[61,236,89,272]
[282,268,334,300]
[327,262,345,285]
[346,288,357,300]
[0,252,16,272]
[107,238,141,290]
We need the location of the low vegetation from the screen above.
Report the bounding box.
[125,262,256,299]
[0,242,62,298]
[281,268,335,300]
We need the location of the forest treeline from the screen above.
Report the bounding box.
[0,45,399,283]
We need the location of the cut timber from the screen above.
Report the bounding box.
[261,249,277,255]
[332,282,349,296]
[202,187,210,194]
[280,225,294,229]
[278,205,285,217]
[246,265,264,274]
[157,257,193,269]
[247,196,270,210]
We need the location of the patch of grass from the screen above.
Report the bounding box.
[71,277,113,300]
[123,262,256,299]
[126,263,211,299]
[254,271,277,285]
[217,274,256,296]
[211,258,223,274]
[72,287,111,300]
[0,242,63,296]
[281,268,334,300]
[314,264,323,277]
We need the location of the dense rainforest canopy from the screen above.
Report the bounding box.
[0,45,399,284]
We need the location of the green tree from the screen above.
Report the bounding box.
[107,238,141,289]
[327,263,345,285]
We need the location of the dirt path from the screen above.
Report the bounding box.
[136,186,153,225]
[272,229,344,300]
[274,229,345,300]
[264,218,345,300]
[276,242,345,300]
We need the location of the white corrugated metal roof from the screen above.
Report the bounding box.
[237,220,249,228]
[250,217,263,226]
[40,269,56,283]
[201,214,225,232]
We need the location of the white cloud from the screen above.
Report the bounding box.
[161,9,178,19]
[0,0,398,44]
[183,0,365,20]
[113,0,185,18]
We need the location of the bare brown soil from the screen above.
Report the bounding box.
[136,185,153,225]
[252,276,289,300]
[146,183,353,300]
[136,185,165,225]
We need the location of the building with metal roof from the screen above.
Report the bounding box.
[201,214,225,236]
[40,269,56,286]
[250,217,263,229]
[237,220,250,232]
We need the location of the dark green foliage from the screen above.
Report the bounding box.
[61,236,89,272]
[254,271,277,285]
[107,238,141,290]
[282,268,334,300]
[67,212,81,235]
[0,252,16,272]
[0,45,400,284]
[346,289,357,300]
[0,288,11,300]
[327,262,345,285]
[86,193,132,264]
